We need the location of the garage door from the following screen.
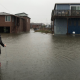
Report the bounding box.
[0,27,10,33]
[68,18,80,34]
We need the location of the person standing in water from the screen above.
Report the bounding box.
[0,35,6,80]
[0,35,6,54]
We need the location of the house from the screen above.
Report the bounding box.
[51,3,80,34]
[0,12,30,33]
[30,23,44,29]
[45,24,51,28]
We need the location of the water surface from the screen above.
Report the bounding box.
[0,30,80,80]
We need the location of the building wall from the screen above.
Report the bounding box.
[54,20,56,34]
[0,15,16,33]
[0,15,15,26]
[56,4,70,10]
[54,18,67,34]
[11,16,16,33]
[51,21,54,33]
[56,4,80,10]
[0,15,30,33]
[23,17,27,32]
[17,18,24,33]
[17,17,30,33]
[20,18,24,32]
[26,17,30,32]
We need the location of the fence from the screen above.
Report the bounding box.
[53,10,80,16]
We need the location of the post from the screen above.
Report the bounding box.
[10,26,11,33]
[52,20,54,34]
[67,18,68,35]
[16,17,17,33]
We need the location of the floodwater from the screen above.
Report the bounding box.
[0,29,80,80]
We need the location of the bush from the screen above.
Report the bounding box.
[35,28,52,33]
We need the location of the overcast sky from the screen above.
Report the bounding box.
[0,0,79,24]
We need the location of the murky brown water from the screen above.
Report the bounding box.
[0,29,80,80]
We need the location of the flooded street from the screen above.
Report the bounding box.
[0,29,80,80]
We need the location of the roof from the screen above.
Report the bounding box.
[15,12,28,17]
[55,3,80,5]
[15,12,28,15]
[15,12,31,19]
[0,12,14,15]
[0,12,31,19]
[0,12,21,18]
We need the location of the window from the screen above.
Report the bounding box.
[71,6,80,10]
[71,7,76,10]
[12,16,14,22]
[76,7,80,10]
[5,16,11,22]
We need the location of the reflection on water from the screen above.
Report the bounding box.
[0,30,80,80]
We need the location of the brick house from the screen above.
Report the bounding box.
[0,12,30,33]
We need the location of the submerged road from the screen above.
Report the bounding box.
[0,29,80,80]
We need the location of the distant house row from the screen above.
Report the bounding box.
[51,3,80,34]
[30,23,44,29]
[0,12,30,33]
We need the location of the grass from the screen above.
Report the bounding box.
[35,28,52,34]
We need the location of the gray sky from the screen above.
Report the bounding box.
[0,0,79,24]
